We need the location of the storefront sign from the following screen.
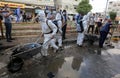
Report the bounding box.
[0,2,25,8]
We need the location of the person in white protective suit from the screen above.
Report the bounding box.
[76,13,84,46]
[35,11,59,56]
[54,10,63,49]
[82,12,92,33]
[76,12,91,46]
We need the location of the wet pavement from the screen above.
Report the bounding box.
[0,40,120,78]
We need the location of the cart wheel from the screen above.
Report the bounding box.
[7,57,24,73]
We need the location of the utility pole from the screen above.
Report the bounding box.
[54,0,57,10]
[105,0,109,17]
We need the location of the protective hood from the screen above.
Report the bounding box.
[82,12,92,21]
[87,12,92,17]
[38,10,46,22]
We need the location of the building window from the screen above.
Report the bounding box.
[118,4,120,6]
[112,9,115,11]
[73,5,77,9]
[113,4,116,7]
[109,1,113,4]
[65,5,68,9]
[108,8,111,10]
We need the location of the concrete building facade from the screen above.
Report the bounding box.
[3,0,54,9]
[107,0,120,16]
[0,0,55,15]
[56,0,81,14]
[1,0,81,15]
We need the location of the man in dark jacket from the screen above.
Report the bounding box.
[62,10,68,40]
[98,19,112,55]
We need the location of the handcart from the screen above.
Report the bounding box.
[7,35,51,73]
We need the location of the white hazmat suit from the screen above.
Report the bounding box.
[76,14,84,46]
[82,12,92,33]
[76,12,91,46]
[37,11,59,56]
[55,12,63,47]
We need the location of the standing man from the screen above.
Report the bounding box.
[22,13,27,22]
[95,18,103,34]
[15,6,21,23]
[62,10,68,40]
[87,13,95,34]
[35,11,58,57]
[2,4,14,42]
[98,19,112,55]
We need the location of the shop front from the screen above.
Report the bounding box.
[0,1,25,15]
[0,1,25,9]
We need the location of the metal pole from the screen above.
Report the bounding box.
[105,0,109,17]
[54,0,57,10]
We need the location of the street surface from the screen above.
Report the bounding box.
[0,40,120,78]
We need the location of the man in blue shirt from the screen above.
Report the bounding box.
[98,19,112,55]
[15,7,21,23]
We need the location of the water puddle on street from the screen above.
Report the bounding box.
[0,39,120,78]
[55,56,83,78]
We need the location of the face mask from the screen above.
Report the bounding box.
[53,11,56,14]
